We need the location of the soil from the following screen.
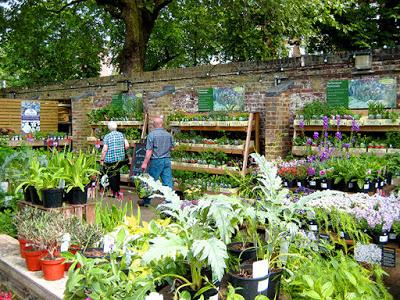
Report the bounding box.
[83,248,105,258]
[230,242,253,251]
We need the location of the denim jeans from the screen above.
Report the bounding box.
[143,157,173,204]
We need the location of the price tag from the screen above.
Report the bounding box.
[283,182,288,187]
[310,224,318,231]
[253,260,269,292]
[103,235,115,253]
[60,233,71,252]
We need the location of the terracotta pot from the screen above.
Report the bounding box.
[18,239,28,258]
[25,249,46,271]
[41,257,65,281]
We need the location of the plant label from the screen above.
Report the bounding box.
[363,183,370,190]
[321,183,327,188]
[297,182,302,187]
[379,235,388,243]
[60,233,71,252]
[309,181,316,186]
[103,235,115,253]
[145,292,163,300]
[283,182,288,187]
[309,224,318,231]
[253,259,269,292]
[382,247,396,268]
[389,233,397,240]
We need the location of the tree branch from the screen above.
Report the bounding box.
[95,0,123,19]
[46,0,87,14]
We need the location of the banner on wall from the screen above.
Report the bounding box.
[21,101,40,134]
[327,77,397,109]
[197,86,245,111]
[348,77,397,109]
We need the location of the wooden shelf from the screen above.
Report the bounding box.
[175,141,254,154]
[174,184,238,195]
[172,161,242,175]
[86,138,140,146]
[7,139,71,147]
[170,112,260,175]
[90,121,144,127]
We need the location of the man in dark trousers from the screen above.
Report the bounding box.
[139,117,174,206]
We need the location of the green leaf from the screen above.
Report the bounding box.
[192,237,228,280]
[303,275,315,288]
[302,290,321,299]
[179,290,192,300]
[142,233,188,262]
[345,271,357,286]
[321,281,334,297]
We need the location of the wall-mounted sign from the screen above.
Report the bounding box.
[327,80,349,107]
[198,86,245,112]
[21,101,40,134]
[348,77,397,109]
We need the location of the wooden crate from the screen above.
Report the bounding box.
[18,201,96,224]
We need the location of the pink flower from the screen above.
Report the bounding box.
[319,169,326,176]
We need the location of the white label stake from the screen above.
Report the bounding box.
[253,260,269,292]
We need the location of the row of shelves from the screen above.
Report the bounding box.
[292,146,400,157]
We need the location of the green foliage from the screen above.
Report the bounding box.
[297,101,353,120]
[64,151,99,192]
[0,209,17,237]
[284,251,392,300]
[1,0,110,86]
[95,202,127,233]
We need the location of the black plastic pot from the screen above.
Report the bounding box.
[319,179,332,190]
[282,180,295,188]
[42,188,63,208]
[83,247,106,259]
[386,173,393,186]
[29,186,41,205]
[228,265,282,300]
[371,231,389,245]
[228,242,257,263]
[66,186,88,205]
[23,185,31,202]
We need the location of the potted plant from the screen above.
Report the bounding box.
[317,168,334,190]
[34,210,67,280]
[227,154,309,300]
[64,151,99,204]
[15,157,44,205]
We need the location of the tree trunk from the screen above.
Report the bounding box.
[119,2,147,74]
[97,0,172,75]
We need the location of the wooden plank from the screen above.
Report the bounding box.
[242,112,254,175]
[178,125,251,132]
[171,161,242,175]
[254,112,260,153]
[174,142,254,155]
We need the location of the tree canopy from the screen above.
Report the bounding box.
[1,0,399,87]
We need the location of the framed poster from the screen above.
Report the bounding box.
[327,80,349,107]
[21,101,40,134]
[213,87,245,111]
[348,77,397,109]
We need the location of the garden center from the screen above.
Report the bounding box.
[1,1,400,300]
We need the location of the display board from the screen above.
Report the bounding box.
[349,77,397,109]
[21,101,40,133]
[198,88,214,112]
[197,87,245,112]
[130,142,147,177]
[326,80,349,107]
[381,246,396,268]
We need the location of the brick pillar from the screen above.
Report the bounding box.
[264,94,291,159]
[71,97,93,150]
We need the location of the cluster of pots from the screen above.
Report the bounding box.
[18,239,77,281]
[22,185,90,208]
[282,174,392,194]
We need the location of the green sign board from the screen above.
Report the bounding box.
[198,88,214,112]
[327,80,349,107]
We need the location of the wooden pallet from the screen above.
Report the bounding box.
[18,201,96,224]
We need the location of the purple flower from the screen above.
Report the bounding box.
[343,143,350,149]
[299,120,305,129]
[352,120,360,132]
[307,167,316,177]
[322,116,329,130]
[320,152,329,161]
[313,132,319,140]
[336,115,341,127]
[324,131,328,138]
[335,132,342,140]
[307,155,316,163]
[306,138,313,146]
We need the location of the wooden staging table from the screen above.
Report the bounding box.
[18,201,96,224]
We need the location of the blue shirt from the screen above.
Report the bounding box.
[103,131,125,163]
[146,128,174,159]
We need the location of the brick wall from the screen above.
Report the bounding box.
[4,47,400,157]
